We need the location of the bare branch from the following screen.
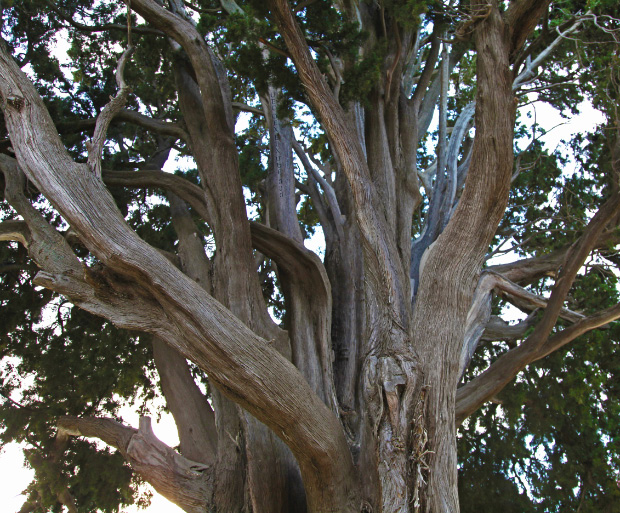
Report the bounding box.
[0,218,31,247]
[411,102,475,296]
[436,40,449,219]
[115,109,189,140]
[58,416,213,513]
[231,101,264,116]
[417,45,466,142]
[410,27,441,113]
[151,337,217,464]
[488,248,569,283]
[491,271,585,323]
[402,29,428,97]
[86,45,135,178]
[456,300,620,425]
[250,220,338,409]
[460,273,539,377]
[456,189,620,422]
[258,36,292,59]
[445,101,475,208]
[522,191,620,352]
[0,154,83,276]
[481,313,538,343]
[292,139,344,240]
[513,15,586,90]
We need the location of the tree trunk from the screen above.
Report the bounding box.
[0,0,573,511]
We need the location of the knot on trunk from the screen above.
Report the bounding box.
[363,353,428,511]
[362,354,417,438]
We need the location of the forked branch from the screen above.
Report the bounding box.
[268,0,409,325]
[456,189,620,423]
[86,44,135,178]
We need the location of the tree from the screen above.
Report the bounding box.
[1,0,620,511]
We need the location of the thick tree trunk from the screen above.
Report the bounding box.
[1,1,570,511]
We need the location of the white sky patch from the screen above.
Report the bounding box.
[0,444,34,512]
[520,99,607,153]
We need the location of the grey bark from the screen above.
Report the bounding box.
[0,32,359,513]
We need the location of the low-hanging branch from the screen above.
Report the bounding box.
[57,416,213,513]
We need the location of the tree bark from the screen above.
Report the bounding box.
[2,1,606,511]
[410,3,516,510]
[0,35,359,513]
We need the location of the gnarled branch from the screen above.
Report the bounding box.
[1,28,359,513]
[58,416,213,513]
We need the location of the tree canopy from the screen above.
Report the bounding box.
[1,1,620,512]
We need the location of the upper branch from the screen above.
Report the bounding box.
[504,0,553,60]
[534,302,620,361]
[126,0,234,137]
[456,300,620,425]
[268,0,409,325]
[43,0,163,36]
[292,139,344,240]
